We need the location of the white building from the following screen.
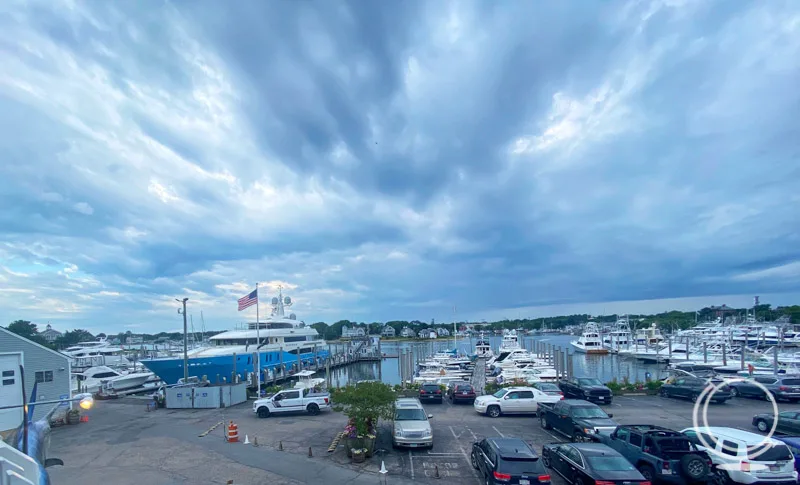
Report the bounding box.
[39,324,62,343]
[400,327,416,338]
[436,327,450,337]
[341,325,366,339]
[0,327,72,433]
[381,326,396,337]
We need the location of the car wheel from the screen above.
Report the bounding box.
[730,387,739,397]
[571,432,585,442]
[680,454,709,481]
[307,403,320,415]
[638,464,656,482]
[540,415,551,430]
[471,451,478,469]
[756,419,768,432]
[487,405,501,418]
[660,388,669,398]
[542,451,551,468]
[691,393,699,403]
[257,407,270,419]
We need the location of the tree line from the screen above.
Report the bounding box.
[5,304,800,346]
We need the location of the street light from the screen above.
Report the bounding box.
[176,297,189,383]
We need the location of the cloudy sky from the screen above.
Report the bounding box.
[1,0,799,335]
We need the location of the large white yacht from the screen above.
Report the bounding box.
[570,322,608,354]
[142,289,329,384]
[603,317,632,352]
[499,330,521,352]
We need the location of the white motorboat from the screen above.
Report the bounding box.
[475,333,494,359]
[499,330,521,352]
[293,370,325,390]
[570,323,608,354]
[603,317,632,352]
[73,366,154,393]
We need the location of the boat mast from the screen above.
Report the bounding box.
[453,305,457,353]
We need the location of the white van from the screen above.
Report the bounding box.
[681,427,797,485]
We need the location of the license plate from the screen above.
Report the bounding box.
[598,396,604,400]
[462,392,469,395]
[520,480,530,485]
[408,443,419,447]
[661,469,672,475]
[769,465,780,471]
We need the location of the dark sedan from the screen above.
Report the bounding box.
[660,377,731,403]
[472,437,550,485]
[753,410,800,434]
[419,383,444,403]
[447,383,477,404]
[543,442,649,485]
[730,377,800,402]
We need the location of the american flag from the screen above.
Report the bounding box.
[238,289,258,311]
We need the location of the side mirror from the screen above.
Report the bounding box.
[428,414,434,419]
[560,415,568,419]
[607,413,613,418]
[610,434,617,440]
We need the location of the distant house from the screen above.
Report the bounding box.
[400,327,416,338]
[39,324,62,343]
[381,326,396,338]
[342,325,366,338]
[420,328,437,339]
[436,328,450,337]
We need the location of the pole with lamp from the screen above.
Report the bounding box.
[176,298,189,383]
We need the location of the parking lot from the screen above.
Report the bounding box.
[48,393,793,485]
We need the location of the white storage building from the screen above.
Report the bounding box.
[0,327,71,434]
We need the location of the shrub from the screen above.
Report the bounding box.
[331,381,396,437]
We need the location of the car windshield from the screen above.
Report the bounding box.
[578,378,603,386]
[571,407,608,419]
[456,385,473,392]
[538,383,560,392]
[587,456,636,471]
[395,408,426,421]
[748,444,793,462]
[493,389,508,398]
[498,457,543,475]
[421,385,439,391]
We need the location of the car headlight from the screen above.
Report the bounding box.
[395,429,403,437]
[422,429,432,437]
[583,428,596,435]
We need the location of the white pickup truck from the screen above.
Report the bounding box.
[253,387,332,418]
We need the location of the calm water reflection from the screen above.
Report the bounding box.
[324,335,667,387]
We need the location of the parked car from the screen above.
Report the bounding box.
[419,383,444,403]
[594,424,711,484]
[533,382,564,399]
[542,442,649,485]
[729,377,800,402]
[447,382,477,404]
[752,410,800,434]
[660,377,732,404]
[772,437,800,478]
[559,377,613,404]
[682,426,797,485]
[474,387,540,418]
[392,398,433,449]
[539,399,618,442]
[471,437,551,485]
[253,387,331,418]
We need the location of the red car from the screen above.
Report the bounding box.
[448,383,477,404]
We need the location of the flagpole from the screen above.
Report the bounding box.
[256,282,261,398]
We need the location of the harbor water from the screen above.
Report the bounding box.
[327,334,666,387]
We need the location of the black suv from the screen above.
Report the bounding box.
[471,437,551,485]
[559,377,613,404]
[419,383,444,403]
[660,377,732,404]
[729,376,800,402]
[594,425,712,484]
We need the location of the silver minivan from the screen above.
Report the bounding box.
[393,398,433,449]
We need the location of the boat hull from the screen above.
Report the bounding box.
[142,349,330,385]
[570,342,609,354]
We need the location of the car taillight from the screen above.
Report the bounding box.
[640,482,652,485]
[662,462,670,471]
[779,386,788,391]
[324,398,329,404]
[596,481,616,485]
[435,390,441,394]
[538,474,550,482]
[741,461,751,472]
[492,471,511,481]
[420,390,426,394]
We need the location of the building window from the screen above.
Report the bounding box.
[2,379,14,386]
[35,371,54,383]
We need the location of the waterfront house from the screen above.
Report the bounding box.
[381,326,396,338]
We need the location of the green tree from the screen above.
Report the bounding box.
[7,320,37,339]
[55,329,95,348]
[331,381,397,436]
